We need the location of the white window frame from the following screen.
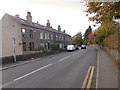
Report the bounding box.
[40,32,43,39]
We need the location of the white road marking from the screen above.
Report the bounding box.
[14,54,72,82]
[14,63,53,81]
[1,63,52,88]
[58,56,70,62]
[72,53,77,56]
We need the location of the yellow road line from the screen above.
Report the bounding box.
[81,66,92,89]
[87,66,95,89]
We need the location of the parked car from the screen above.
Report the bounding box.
[67,45,76,51]
[81,45,86,49]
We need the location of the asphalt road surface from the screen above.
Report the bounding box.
[2,47,98,88]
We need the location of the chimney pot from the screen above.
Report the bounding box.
[46,19,50,28]
[15,14,20,18]
[63,30,66,33]
[58,25,61,32]
[26,12,32,23]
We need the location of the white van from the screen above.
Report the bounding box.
[67,45,76,51]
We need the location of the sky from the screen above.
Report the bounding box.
[0,0,98,36]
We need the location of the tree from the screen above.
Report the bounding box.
[94,21,118,44]
[83,26,94,45]
[84,26,92,40]
[86,2,120,24]
[72,32,83,46]
[86,2,120,44]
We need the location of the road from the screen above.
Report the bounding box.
[2,47,98,88]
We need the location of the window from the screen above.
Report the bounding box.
[59,35,61,40]
[65,37,67,41]
[68,38,69,41]
[62,36,64,41]
[29,30,34,38]
[40,33,43,39]
[47,33,49,39]
[45,33,47,39]
[51,34,53,40]
[22,28,26,38]
[56,35,58,40]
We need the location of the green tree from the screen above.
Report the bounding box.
[94,21,118,44]
[86,2,120,24]
[72,32,83,46]
[86,2,120,44]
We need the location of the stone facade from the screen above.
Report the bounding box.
[0,12,71,58]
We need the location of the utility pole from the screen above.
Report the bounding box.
[12,37,16,62]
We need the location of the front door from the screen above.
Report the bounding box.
[23,42,27,51]
[29,42,34,51]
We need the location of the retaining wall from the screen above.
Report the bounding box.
[104,47,120,65]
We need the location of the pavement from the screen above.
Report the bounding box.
[97,48,119,88]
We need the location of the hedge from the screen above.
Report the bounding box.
[103,32,119,50]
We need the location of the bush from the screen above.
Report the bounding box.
[103,33,118,50]
[46,49,53,52]
[36,45,45,51]
[50,43,59,50]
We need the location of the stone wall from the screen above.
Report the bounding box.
[1,50,65,65]
[104,47,120,65]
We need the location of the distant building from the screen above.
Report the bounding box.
[88,32,94,39]
[0,12,71,58]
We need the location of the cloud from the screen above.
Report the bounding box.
[0,0,94,36]
[24,0,81,9]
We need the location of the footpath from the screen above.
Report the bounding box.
[97,48,119,88]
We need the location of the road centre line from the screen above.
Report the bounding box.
[14,63,53,81]
[72,53,77,56]
[58,56,70,62]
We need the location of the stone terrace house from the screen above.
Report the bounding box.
[0,12,71,58]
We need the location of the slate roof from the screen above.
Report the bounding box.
[5,13,71,36]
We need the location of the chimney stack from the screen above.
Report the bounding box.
[26,12,32,23]
[63,30,66,33]
[58,25,61,32]
[15,14,20,18]
[46,20,50,28]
